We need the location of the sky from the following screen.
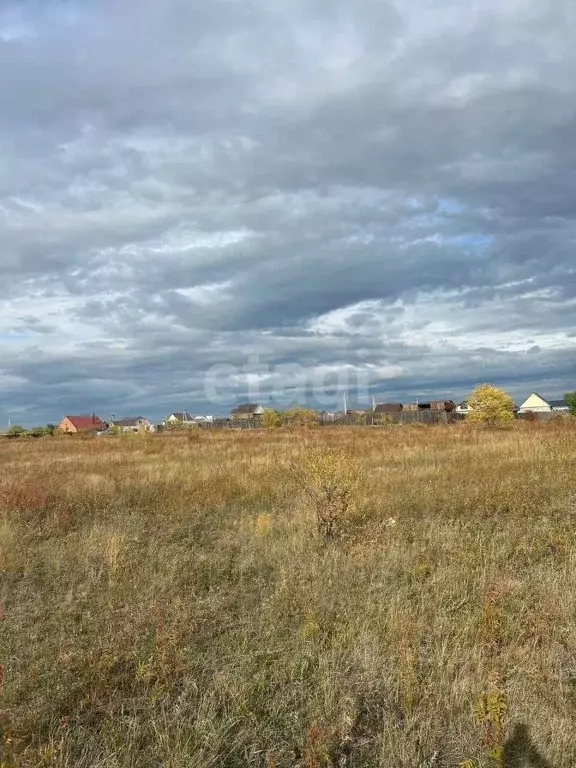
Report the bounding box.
[1,0,575,425]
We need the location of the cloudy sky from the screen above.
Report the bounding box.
[1,0,575,424]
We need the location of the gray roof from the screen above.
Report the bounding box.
[112,416,148,427]
[374,403,403,413]
[231,403,261,414]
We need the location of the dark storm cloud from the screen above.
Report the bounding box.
[1,0,575,424]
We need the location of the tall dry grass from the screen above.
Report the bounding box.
[1,423,575,767]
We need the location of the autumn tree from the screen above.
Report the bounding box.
[280,405,318,428]
[261,408,282,429]
[466,383,515,426]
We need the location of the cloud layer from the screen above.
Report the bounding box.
[1,0,575,423]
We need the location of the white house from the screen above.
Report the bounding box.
[164,412,214,426]
[455,400,472,415]
[230,403,265,420]
[164,412,195,426]
[110,416,153,433]
[518,393,569,414]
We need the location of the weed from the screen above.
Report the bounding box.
[298,448,364,537]
[1,423,575,766]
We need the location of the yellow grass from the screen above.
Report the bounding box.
[1,424,575,767]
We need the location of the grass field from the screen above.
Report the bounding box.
[1,423,576,767]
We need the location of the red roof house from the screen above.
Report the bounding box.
[58,414,105,433]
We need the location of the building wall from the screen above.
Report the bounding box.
[58,417,77,433]
[133,420,152,433]
[519,394,551,413]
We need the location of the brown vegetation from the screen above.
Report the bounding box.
[1,423,575,767]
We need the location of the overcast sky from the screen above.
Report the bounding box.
[1,0,575,424]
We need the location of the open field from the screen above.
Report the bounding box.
[1,424,576,767]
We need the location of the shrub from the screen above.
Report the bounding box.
[261,408,282,429]
[298,448,364,537]
[374,414,395,427]
[281,405,318,428]
[564,391,576,415]
[5,424,25,438]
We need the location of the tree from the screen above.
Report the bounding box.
[261,408,282,429]
[564,392,576,416]
[6,424,25,438]
[280,405,318,428]
[466,384,515,426]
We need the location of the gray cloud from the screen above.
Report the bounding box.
[1,0,575,424]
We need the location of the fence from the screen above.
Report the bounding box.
[318,411,463,426]
[175,411,465,430]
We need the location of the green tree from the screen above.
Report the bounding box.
[6,424,25,438]
[564,392,576,415]
[466,384,515,426]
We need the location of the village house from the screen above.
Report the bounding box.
[164,412,214,426]
[346,408,369,418]
[109,416,153,433]
[230,403,264,420]
[374,403,403,415]
[402,400,456,412]
[58,414,106,434]
[518,393,569,414]
[164,412,195,426]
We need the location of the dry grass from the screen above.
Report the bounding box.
[1,423,575,767]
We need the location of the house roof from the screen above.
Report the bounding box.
[374,403,403,414]
[522,392,549,404]
[62,414,105,430]
[112,416,147,427]
[168,412,194,421]
[549,399,568,408]
[231,403,261,414]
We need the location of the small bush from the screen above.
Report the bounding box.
[281,406,318,428]
[298,448,364,537]
[262,408,283,429]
